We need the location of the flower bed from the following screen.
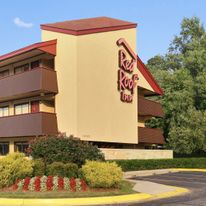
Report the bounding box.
[13,176,87,192]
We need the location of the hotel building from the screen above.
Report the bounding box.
[0,17,172,159]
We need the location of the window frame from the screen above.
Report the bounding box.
[0,106,9,117]
[0,69,9,79]
[14,63,29,74]
[14,102,29,115]
[0,142,9,155]
[14,142,29,155]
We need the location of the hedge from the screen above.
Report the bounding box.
[113,158,206,171]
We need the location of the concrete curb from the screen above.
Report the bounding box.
[124,168,206,178]
[0,185,189,206]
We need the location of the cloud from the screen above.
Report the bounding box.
[13,17,33,28]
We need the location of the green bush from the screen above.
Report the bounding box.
[64,163,79,178]
[82,161,123,188]
[32,159,45,176]
[47,162,78,178]
[0,153,33,188]
[114,158,206,171]
[29,135,105,166]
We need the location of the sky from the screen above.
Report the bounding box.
[0,0,206,63]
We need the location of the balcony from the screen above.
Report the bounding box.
[138,127,165,144]
[138,96,164,118]
[0,112,58,137]
[0,67,58,101]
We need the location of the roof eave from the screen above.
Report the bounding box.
[137,55,164,96]
[0,39,57,64]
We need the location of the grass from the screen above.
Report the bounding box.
[0,181,136,198]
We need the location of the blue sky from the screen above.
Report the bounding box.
[0,0,205,62]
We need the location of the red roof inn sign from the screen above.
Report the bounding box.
[117,38,138,103]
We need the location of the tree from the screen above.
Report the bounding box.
[146,17,206,154]
[168,108,206,154]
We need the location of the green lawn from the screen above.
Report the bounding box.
[0,181,136,198]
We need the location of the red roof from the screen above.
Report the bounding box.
[41,17,137,36]
[0,39,57,63]
[137,56,163,95]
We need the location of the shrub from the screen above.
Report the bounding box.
[82,161,123,188]
[64,163,79,178]
[13,176,87,192]
[114,158,206,171]
[32,159,45,176]
[29,135,105,166]
[0,153,33,188]
[47,162,79,178]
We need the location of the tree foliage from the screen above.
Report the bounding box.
[146,17,206,154]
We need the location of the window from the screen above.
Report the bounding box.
[0,142,9,155]
[14,103,29,115]
[0,70,9,79]
[31,60,40,69]
[0,106,9,117]
[14,64,29,74]
[14,142,29,154]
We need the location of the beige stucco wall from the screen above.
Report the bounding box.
[42,31,78,137]
[137,71,154,92]
[40,101,55,113]
[101,148,173,160]
[41,26,159,144]
[42,28,141,144]
[76,29,137,143]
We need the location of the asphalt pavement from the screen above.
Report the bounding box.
[129,171,206,206]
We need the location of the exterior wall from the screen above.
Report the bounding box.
[138,121,145,127]
[40,100,55,113]
[137,71,154,92]
[42,28,139,144]
[76,29,137,143]
[42,31,78,137]
[138,116,145,127]
[101,148,173,160]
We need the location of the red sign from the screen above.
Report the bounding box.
[117,38,138,103]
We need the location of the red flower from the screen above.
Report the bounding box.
[12,179,20,191]
[23,177,31,191]
[80,179,87,191]
[58,177,64,190]
[46,176,53,191]
[34,176,41,192]
[70,178,76,192]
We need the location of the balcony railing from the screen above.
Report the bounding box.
[0,67,58,101]
[138,127,165,144]
[0,112,58,137]
[138,96,164,118]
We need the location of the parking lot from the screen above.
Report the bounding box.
[130,171,206,206]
